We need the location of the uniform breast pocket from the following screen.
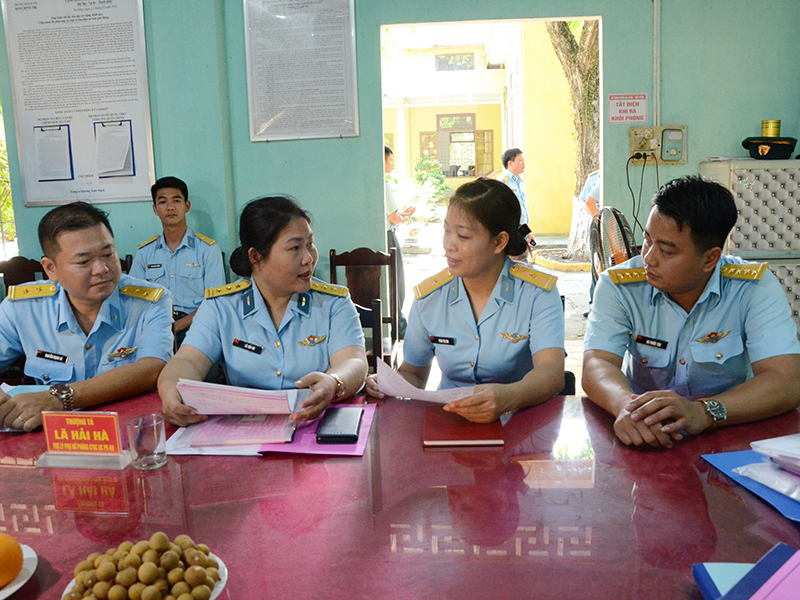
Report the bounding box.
[628,342,672,391]
[23,356,75,384]
[145,265,165,282]
[178,264,205,298]
[689,334,746,392]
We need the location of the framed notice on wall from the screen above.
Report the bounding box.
[1,0,154,206]
[243,0,359,142]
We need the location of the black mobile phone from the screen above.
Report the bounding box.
[316,406,364,444]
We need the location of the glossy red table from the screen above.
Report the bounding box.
[2,392,800,600]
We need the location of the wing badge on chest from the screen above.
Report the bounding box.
[696,330,730,344]
[297,335,327,347]
[500,333,530,343]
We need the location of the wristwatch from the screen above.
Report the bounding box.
[701,398,727,427]
[49,383,75,411]
[330,374,346,399]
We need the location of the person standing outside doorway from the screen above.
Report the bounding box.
[500,148,536,253]
[385,145,413,338]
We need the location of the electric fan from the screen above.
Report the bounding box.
[590,207,639,283]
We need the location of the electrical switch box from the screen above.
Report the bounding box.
[629,125,687,165]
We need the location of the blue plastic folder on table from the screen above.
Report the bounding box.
[718,543,798,600]
[702,450,800,522]
[692,563,754,600]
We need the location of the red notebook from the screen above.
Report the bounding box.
[422,406,504,447]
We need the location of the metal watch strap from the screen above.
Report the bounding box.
[49,384,74,411]
[330,373,346,399]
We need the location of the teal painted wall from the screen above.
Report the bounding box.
[1,0,798,262]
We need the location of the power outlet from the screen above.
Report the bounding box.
[629,125,687,165]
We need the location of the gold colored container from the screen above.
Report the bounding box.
[762,120,781,137]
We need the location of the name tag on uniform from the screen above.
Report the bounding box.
[36,350,67,363]
[233,338,263,354]
[146,263,162,268]
[430,336,455,346]
[635,334,668,350]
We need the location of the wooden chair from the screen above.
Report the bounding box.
[560,371,576,396]
[0,256,45,287]
[119,254,133,274]
[355,299,383,373]
[329,247,399,366]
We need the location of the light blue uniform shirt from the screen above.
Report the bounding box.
[130,228,225,314]
[0,274,174,384]
[585,255,800,396]
[403,258,565,389]
[184,278,365,389]
[501,169,528,226]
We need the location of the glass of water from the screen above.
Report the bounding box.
[126,413,168,470]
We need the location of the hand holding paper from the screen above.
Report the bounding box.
[375,360,475,404]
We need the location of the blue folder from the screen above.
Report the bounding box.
[692,563,753,600]
[702,450,800,522]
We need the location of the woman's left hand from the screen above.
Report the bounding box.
[444,383,513,423]
[292,372,338,421]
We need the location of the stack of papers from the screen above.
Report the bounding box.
[176,379,310,415]
[189,414,296,447]
[752,434,800,476]
[731,434,800,504]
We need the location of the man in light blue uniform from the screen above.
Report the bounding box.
[0,202,173,431]
[130,176,225,344]
[403,257,564,389]
[500,148,535,251]
[584,175,800,450]
[184,278,364,390]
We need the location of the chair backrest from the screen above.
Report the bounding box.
[559,371,576,396]
[355,299,383,372]
[119,254,133,274]
[0,256,45,287]
[329,247,399,344]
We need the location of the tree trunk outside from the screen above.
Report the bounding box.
[545,20,599,262]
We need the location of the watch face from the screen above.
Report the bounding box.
[705,399,727,422]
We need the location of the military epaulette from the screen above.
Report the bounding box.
[608,268,647,284]
[6,283,57,301]
[194,232,216,245]
[311,280,348,297]
[205,279,252,299]
[120,285,165,302]
[503,175,510,182]
[137,235,159,249]
[721,263,767,281]
[509,264,558,291]
[414,268,454,299]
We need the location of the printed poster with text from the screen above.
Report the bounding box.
[2,0,154,205]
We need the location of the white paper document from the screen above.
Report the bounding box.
[95,121,134,177]
[34,125,73,181]
[166,425,263,456]
[176,379,310,415]
[376,360,475,404]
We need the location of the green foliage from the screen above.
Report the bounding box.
[413,154,450,206]
[0,103,15,242]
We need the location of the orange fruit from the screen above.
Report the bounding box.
[0,533,24,588]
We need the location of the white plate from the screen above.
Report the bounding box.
[62,552,227,599]
[0,544,37,599]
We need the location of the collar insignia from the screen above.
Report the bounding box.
[696,331,730,344]
[500,333,530,343]
[108,346,137,359]
[297,335,326,347]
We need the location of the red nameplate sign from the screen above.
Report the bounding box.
[51,472,129,513]
[42,412,122,455]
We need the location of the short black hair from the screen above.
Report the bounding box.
[448,177,528,257]
[501,148,522,169]
[384,145,393,159]
[151,176,188,205]
[651,175,737,253]
[38,201,114,258]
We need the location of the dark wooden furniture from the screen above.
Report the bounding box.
[329,247,399,365]
[119,254,133,274]
[0,255,45,287]
[355,299,383,373]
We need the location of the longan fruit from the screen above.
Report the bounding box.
[128,582,147,600]
[115,566,137,587]
[164,596,176,600]
[190,584,211,600]
[105,548,116,556]
[183,566,206,588]
[184,551,207,568]
[96,561,117,582]
[194,544,209,556]
[168,543,182,556]
[138,562,159,585]
[84,569,99,588]
[172,535,191,546]
[142,549,159,565]
[92,580,111,600]
[176,595,194,600]
[87,552,102,563]
[118,541,134,553]
[167,567,184,586]
[204,568,219,584]
[154,578,169,594]
[157,567,167,580]
[94,554,109,568]
[111,550,127,563]
[64,592,83,600]
[170,582,190,597]
[141,585,162,600]
[150,532,170,553]
[176,538,195,552]
[83,595,99,600]
[123,553,143,570]
[131,541,151,557]
[205,557,218,570]
[74,560,94,577]
[159,551,180,572]
[71,583,87,594]
[107,585,127,600]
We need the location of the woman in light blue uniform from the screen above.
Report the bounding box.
[367,178,565,423]
[159,197,368,426]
